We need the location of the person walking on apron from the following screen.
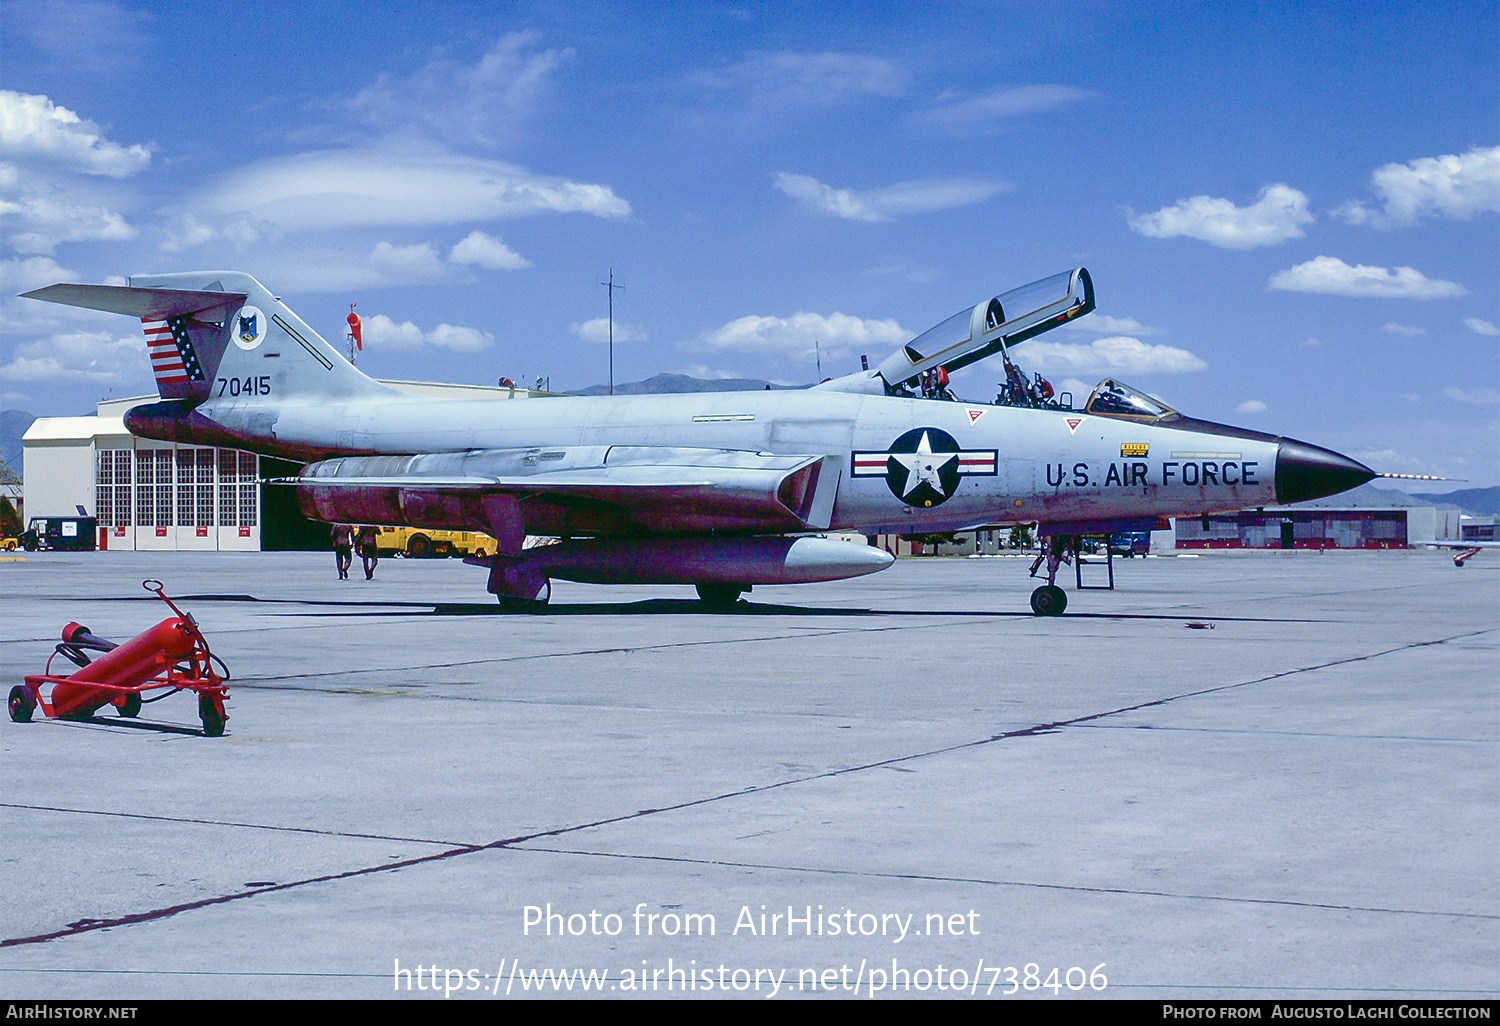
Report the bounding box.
[331,523,353,580]
[357,525,379,580]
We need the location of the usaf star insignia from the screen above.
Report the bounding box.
[852,427,997,507]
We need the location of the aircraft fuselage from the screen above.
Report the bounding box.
[140,387,1287,536]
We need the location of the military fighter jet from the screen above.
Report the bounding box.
[22,267,1376,613]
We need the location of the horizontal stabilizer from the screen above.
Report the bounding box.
[21,283,247,321]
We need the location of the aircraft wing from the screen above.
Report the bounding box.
[290,445,844,535]
[817,267,1094,394]
[1419,539,1500,566]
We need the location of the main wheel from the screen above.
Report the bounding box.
[8,685,36,723]
[1029,585,1067,616]
[406,534,433,559]
[199,694,226,737]
[497,596,549,612]
[696,583,745,609]
[117,692,142,718]
[496,580,551,613]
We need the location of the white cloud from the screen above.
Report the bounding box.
[0,254,76,292]
[367,241,448,283]
[1268,256,1466,299]
[157,213,263,253]
[0,91,151,176]
[425,324,493,352]
[1126,184,1312,249]
[3,1,153,77]
[773,172,1008,222]
[1054,377,1093,395]
[1444,387,1500,405]
[192,143,630,232]
[1334,146,1500,228]
[0,328,146,383]
[702,311,908,361]
[2,192,137,254]
[1019,336,1207,375]
[914,84,1094,133]
[1381,322,1427,337]
[359,313,493,353]
[573,318,646,343]
[1236,399,1267,414]
[348,32,572,147]
[449,230,529,270]
[691,51,908,109]
[1063,313,1162,336]
[1463,317,1499,336]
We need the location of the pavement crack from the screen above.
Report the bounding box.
[5,625,1491,950]
[510,847,1499,921]
[0,802,470,848]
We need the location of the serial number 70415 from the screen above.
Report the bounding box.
[216,375,272,397]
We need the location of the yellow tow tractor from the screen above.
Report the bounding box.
[373,526,498,559]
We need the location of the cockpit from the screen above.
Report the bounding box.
[1081,379,1180,422]
[873,268,1094,396]
[819,267,1184,422]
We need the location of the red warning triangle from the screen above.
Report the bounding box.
[967,408,985,424]
[1065,417,1084,434]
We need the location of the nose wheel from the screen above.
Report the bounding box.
[1030,585,1067,616]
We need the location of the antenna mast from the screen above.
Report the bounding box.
[599,268,625,395]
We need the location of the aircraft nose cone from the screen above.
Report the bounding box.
[1275,439,1377,504]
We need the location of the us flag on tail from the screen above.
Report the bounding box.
[141,315,205,388]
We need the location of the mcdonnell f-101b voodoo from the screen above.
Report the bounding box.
[23,267,1376,613]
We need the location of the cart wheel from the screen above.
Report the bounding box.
[199,694,226,737]
[117,692,142,718]
[9,685,36,723]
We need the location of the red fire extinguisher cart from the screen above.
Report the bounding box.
[8,580,231,736]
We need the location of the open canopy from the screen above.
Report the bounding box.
[871,267,1094,390]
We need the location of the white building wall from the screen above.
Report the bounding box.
[21,437,95,521]
[25,414,261,552]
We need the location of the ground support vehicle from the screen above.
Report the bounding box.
[8,580,230,736]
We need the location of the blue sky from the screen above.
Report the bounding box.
[2,1,1496,488]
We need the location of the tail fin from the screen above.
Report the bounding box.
[22,271,392,405]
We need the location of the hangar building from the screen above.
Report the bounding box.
[1174,484,1465,549]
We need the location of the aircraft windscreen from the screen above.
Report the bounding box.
[905,307,972,358]
[1084,379,1178,420]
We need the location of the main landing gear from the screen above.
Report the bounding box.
[496,578,551,613]
[1030,585,1067,616]
[696,583,749,610]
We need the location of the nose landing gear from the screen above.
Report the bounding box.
[1030,585,1067,616]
